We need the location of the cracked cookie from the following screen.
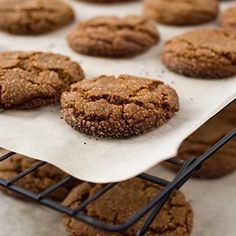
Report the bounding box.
[0,0,75,35]
[67,15,159,58]
[220,6,236,33]
[163,101,236,178]
[162,28,236,78]
[144,0,219,25]
[60,74,179,138]
[0,152,79,201]
[75,0,135,3]
[0,51,84,109]
[63,178,193,236]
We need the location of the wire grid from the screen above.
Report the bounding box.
[0,129,235,236]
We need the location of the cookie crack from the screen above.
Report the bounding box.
[169,38,236,65]
[84,21,157,39]
[71,81,174,123]
[0,71,59,108]
[82,22,158,48]
[81,94,161,113]
[0,7,59,14]
[80,79,163,107]
[1,54,70,85]
[82,32,147,50]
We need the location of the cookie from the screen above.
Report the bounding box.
[0,153,79,201]
[144,0,219,25]
[76,0,134,3]
[67,15,159,58]
[220,6,236,33]
[61,74,179,138]
[162,29,236,78]
[163,102,236,178]
[0,0,75,35]
[0,51,84,109]
[63,178,193,236]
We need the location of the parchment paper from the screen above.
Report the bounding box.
[0,0,235,183]
[1,167,235,236]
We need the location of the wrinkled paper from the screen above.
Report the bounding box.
[0,0,235,183]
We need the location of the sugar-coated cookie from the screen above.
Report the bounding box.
[162,29,236,78]
[0,0,74,35]
[0,51,84,109]
[61,74,179,138]
[144,0,219,25]
[63,178,193,236]
[68,16,159,58]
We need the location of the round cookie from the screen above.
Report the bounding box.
[0,51,84,109]
[0,0,75,35]
[61,74,179,138]
[162,28,236,78]
[220,6,236,33]
[76,0,135,3]
[63,178,193,236]
[163,102,236,178]
[67,15,159,58]
[143,0,219,25]
[0,153,79,201]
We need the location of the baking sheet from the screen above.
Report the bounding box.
[0,0,235,183]
[1,167,235,236]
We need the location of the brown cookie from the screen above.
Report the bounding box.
[63,178,193,236]
[61,74,179,138]
[0,152,79,201]
[76,0,135,3]
[0,51,84,109]
[0,0,75,35]
[162,28,236,78]
[67,15,159,58]
[163,101,236,178]
[144,0,219,25]
[220,6,236,33]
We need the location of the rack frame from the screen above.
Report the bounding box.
[0,129,235,236]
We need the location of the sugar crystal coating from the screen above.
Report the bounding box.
[68,15,159,58]
[0,0,75,34]
[61,74,179,138]
[0,51,84,109]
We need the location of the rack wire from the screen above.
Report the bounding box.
[0,128,235,236]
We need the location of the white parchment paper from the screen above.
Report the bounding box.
[0,0,235,183]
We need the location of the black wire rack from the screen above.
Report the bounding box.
[0,128,235,236]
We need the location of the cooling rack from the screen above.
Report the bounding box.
[0,128,235,236]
